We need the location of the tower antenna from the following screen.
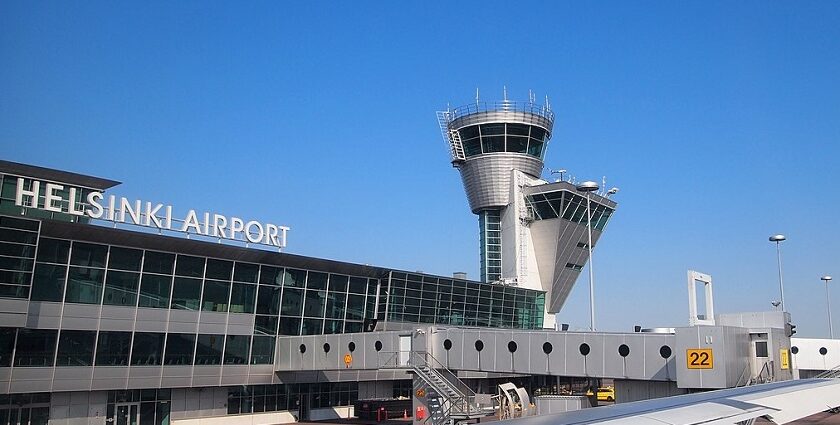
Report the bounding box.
[475,88,480,105]
[503,86,508,102]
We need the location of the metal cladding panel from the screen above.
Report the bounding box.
[26,302,62,328]
[167,310,199,333]
[9,367,52,393]
[449,110,554,132]
[52,367,93,392]
[0,299,28,328]
[226,313,254,335]
[458,154,543,213]
[220,365,249,386]
[675,326,749,389]
[134,308,168,333]
[91,366,128,390]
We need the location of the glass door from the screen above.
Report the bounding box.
[115,403,139,425]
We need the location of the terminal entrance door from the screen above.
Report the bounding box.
[399,335,411,366]
[115,403,139,425]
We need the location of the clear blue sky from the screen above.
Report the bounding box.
[2,1,839,337]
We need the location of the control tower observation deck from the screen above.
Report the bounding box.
[437,96,617,325]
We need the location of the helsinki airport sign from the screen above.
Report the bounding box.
[14,178,289,249]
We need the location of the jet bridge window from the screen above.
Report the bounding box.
[755,341,768,358]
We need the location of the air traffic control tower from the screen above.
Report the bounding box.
[437,94,618,327]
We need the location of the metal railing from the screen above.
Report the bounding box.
[379,351,478,420]
[448,101,554,122]
[814,363,840,379]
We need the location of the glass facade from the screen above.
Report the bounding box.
[457,123,549,159]
[0,174,96,224]
[478,209,502,283]
[525,190,614,230]
[227,383,357,415]
[384,272,544,329]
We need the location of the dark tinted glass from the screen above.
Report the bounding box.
[143,251,174,275]
[254,315,278,335]
[223,335,249,365]
[171,277,201,310]
[205,259,232,280]
[306,272,327,290]
[70,242,107,268]
[103,271,140,306]
[303,290,326,317]
[138,274,171,308]
[14,329,57,367]
[0,328,16,367]
[56,330,96,366]
[328,275,348,293]
[301,318,323,335]
[202,280,230,312]
[259,266,282,285]
[283,269,306,287]
[256,286,281,315]
[31,264,66,301]
[131,333,164,366]
[348,277,366,294]
[280,288,303,316]
[175,255,205,277]
[36,238,69,264]
[278,317,300,335]
[230,283,255,314]
[108,247,142,271]
[233,263,259,283]
[251,336,275,364]
[65,267,104,304]
[195,334,223,365]
[164,334,195,365]
[96,331,132,366]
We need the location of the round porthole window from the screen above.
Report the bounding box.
[579,343,590,356]
[820,347,828,355]
[618,344,630,357]
[543,342,553,354]
[374,341,383,352]
[475,340,484,352]
[443,339,452,350]
[348,342,356,352]
[508,341,518,353]
[791,346,799,355]
[299,344,307,354]
[323,343,330,353]
[659,345,672,359]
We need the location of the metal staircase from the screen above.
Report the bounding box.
[380,351,483,425]
[436,111,466,164]
[814,363,840,379]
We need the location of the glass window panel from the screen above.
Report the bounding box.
[14,329,57,367]
[230,283,255,314]
[303,290,326,318]
[481,135,505,153]
[251,336,275,364]
[306,271,327,290]
[205,259,232,281]
[233,262,259,283]
[323,320,343,334]
[31,263,66,301]
[480,123,505,135]
[96,331,132,366]
[278,317,300,336]
[131,333,164,366]
[174,255,204,278]
[108,247,143,271]
[280,287,303,316]
[201,280,230,312]
[140,403,155,425]
[143,251,174,275]
[530,127,546,141]
[138,274,171,308]
[0,241,35,258]
[254,315,278,335]
[69,242,107,268]
[348,277,366,294]
[0,216,39,231]
[458,125,479,139]
[328,274,348,293]
[170,277,201,310]
[36,238,69,263]
[259,266,282,285]
[56,330,95,366]
[156,400,170,425]
[65,266,104,304]
[527,139,544,157]
[164,334,195,365]
[346,294,365,320]
[194,334,223,365]
[283,269,305,287]
[103,271,140,307]
[301,318,323,335]
[344,322,362,333]
[0,328,16,367]
[326,292,346,319]
[463,138,481,156]
[0,228,37,245]
[256,285,281,315]
[223,335,249,365]
[507,136,529,153]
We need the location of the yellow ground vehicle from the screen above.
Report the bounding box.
[586,386,615,402]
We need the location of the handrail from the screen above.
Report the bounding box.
[448,101,555,123]
[735,363,751,387]
[814,363,840,379]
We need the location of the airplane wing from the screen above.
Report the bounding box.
[501,379,840,425]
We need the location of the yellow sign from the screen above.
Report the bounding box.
[686,348,714,369]
[416,388,426,398]
[780,348,790,370]
[343,353,352,368]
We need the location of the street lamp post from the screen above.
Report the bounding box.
[821,276,834,339]
[576,181,599,331]
[769,234,787,311]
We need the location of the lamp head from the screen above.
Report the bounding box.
[769,234,786,242]
[576,181,599,193]
[821,275,833,282]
